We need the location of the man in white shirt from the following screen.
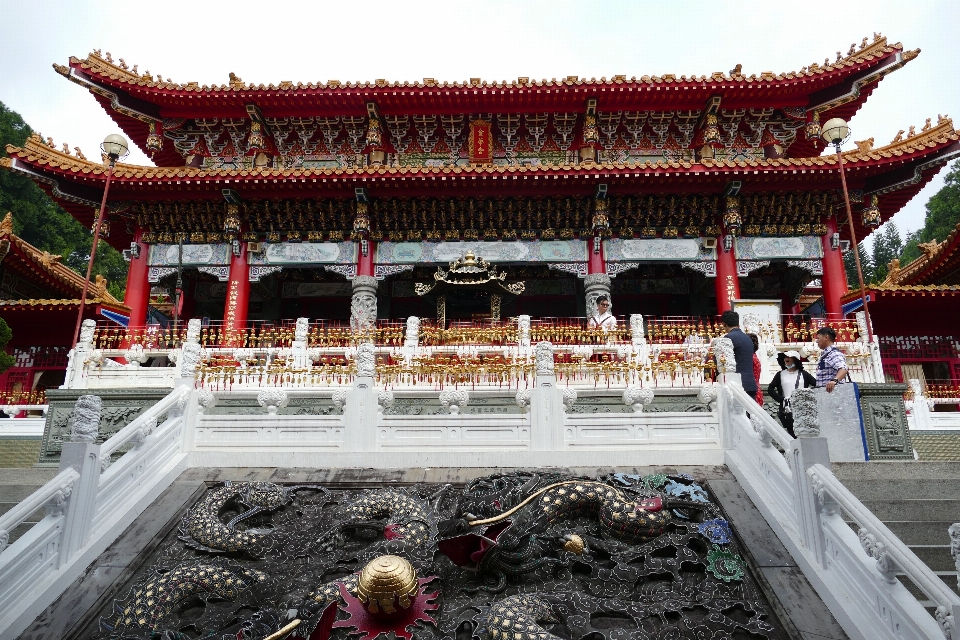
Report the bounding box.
[588,296,617,332]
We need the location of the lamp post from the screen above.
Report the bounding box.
[821,118,874,342]
[72,134,129,347]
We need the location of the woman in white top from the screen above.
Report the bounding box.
[588,296,617,332]
[767,350,816,437]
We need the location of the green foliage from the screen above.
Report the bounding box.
[0,317,15,373]
[0,101,127,300]
[844,241,874,287]
[899,160,960,265]
[871,222,904,283]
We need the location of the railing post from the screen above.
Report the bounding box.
[791,388,831,567]
[63,319,97,389]
[291,317,310,368]
[717,371,742,451]
[908,379,934,431]
[56,395,103,567]
[530,342,563,451]
[344,342,377,452]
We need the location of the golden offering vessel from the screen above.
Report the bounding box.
[355,555,419,616]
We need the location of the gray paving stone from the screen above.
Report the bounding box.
[759,566,849,639]
[846,520,958,546]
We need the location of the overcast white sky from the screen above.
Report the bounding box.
[2,0,959,247]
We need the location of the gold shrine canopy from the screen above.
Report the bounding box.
[414,252,524,298]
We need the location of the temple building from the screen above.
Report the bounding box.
[848,219,960,394]
[0,213,127,402]
[0,36,958,355]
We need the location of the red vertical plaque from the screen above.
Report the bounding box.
[468,120,492,164]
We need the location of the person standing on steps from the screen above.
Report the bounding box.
[768,350,817,436]
[815,327,849,393]
[747,333,763,405]
[719,310,758,400]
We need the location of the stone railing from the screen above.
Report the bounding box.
[0,387,189,638]
[721,376,959,640]
[906,379,960,431]
[0,404,48,438]
[63,315,885,391]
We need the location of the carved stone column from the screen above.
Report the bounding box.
[584,273,612,319]
[350,276,378,331]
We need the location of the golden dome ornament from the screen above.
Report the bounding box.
[355,555,420,616]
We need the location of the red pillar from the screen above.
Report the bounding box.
[223,242,249,343]
[821,216,847,318]
[715,237,740,314]
[587,237,605,274]
[357,240,375,277]
[123,229,150,330]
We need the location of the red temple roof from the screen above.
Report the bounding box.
[55,36,917,166]
[4,117,957,251]
[0,212,125,307]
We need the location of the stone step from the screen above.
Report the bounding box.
[854,499,960,522]
[833,461,960,481]
[908,546,957,572]
[0,501,47,546]
[0,468,57,485]
[868,521,959,546]
[0,484,54,503]
[898,572,960,602]
[840,479,960,501]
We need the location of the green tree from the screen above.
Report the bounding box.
[844,241,874,288]
[900,160,960,264]
[871,222,904,283]
[0,101,127,299]
[0,318,15,373]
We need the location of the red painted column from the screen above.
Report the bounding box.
[357,240,375,277]
[820,216,847,318]
[714,236,740,314]
[223,242,249,344]
[587,237,605,274]
[123,229,150,330]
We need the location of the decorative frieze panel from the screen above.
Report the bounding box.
[680,261,717,277]
[249,266,282,282]
[248,242,356,265]
[548,262,587,278]
[604,238,715,262]
[375,240,587,265]
[735,236,823,260]
[196,266,230,281]
[39,388,171,466]
[787,259,824,276]
[374,264,414,280]
[857,383,914,460]
[147,267,177,283]
[737,260,770,277]
[148,243,230,266]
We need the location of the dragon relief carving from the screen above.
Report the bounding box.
[91,472,784,640]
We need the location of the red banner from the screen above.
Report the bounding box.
[468,120,492,164]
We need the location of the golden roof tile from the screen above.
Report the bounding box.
[66,35,907,94]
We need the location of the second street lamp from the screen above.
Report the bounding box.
[821,118,874,343]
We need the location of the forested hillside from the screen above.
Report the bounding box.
[0,101,127,299]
